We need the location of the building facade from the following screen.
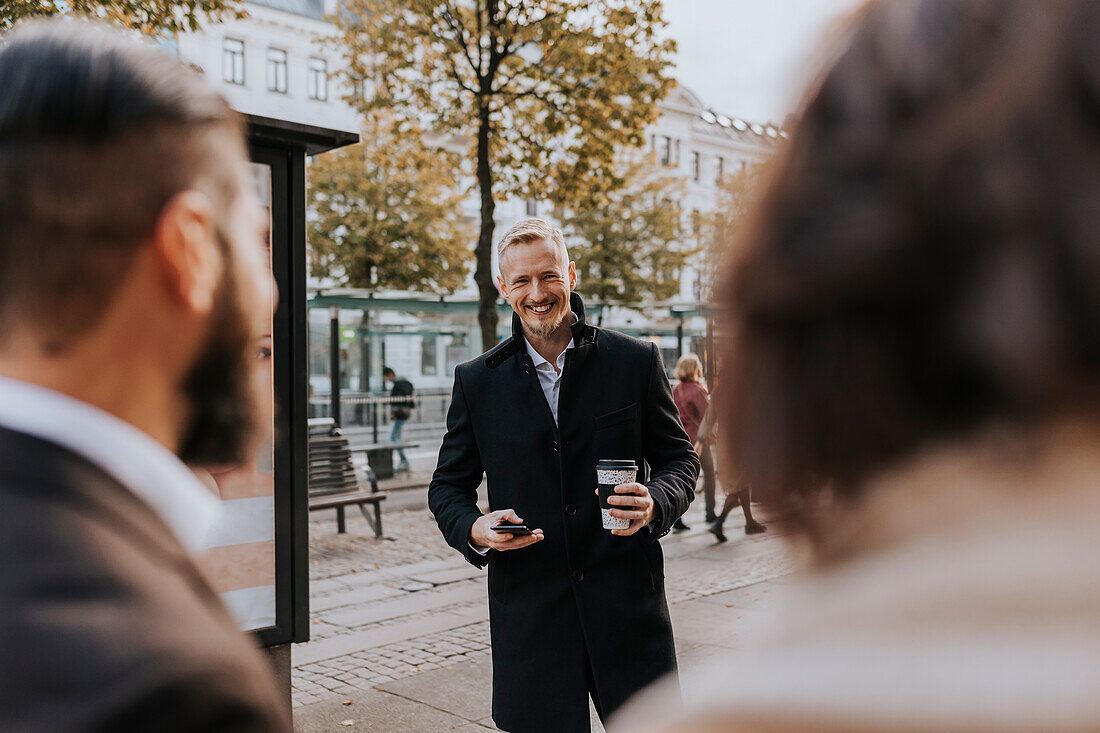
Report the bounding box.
[175,0,358,132]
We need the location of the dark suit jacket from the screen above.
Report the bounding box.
[0,428,291,733]
[429,293,700,732]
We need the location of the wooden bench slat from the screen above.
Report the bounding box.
[308,492,386,510]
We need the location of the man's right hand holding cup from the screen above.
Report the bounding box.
[470,509,544,552]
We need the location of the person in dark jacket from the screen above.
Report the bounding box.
[0,21,289,731]
[428,218,700,733]
[383,367,415,472]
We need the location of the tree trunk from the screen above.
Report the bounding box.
[474,98,499,352]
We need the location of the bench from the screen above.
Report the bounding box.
[307,418,386,537]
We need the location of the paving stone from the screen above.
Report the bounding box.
[312,583,403,613]
[322,581,486,628]
[293,689,472,732]
[668,597,767,650]
[406,565,484,586]
[377,657,493,722]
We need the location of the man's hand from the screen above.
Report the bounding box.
[470,509,544,551]
[605,483,656,537]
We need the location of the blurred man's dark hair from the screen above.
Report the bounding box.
[0,20,244,353]
[383,366,396,378]
[719,0,1100,521]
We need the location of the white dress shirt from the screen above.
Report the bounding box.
[0,376,221,553]
[522,312,578,426]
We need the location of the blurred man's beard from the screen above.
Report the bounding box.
[178,265,261,466]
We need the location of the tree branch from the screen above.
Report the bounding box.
[441,1,481,77]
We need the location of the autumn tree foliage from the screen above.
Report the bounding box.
[702,162,763,300]
[308,114,472,294]
[0,0,242,34]
[332,0,676,349]
[561,153,692,305]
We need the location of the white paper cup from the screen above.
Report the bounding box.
[597,460,638,530]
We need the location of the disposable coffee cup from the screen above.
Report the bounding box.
[597,459,638,530]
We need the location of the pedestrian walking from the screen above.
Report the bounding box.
[693,405,765,541]
[383,366,414,472]
[672,354,715,526]
[429,218,699,732]
[0,21,289,732]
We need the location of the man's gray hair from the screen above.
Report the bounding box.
[496,218,569,266]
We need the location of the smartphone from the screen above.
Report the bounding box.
[490,524,533,535]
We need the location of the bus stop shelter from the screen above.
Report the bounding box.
[198,115,355,700]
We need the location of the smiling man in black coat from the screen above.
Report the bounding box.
[429,218,700,732]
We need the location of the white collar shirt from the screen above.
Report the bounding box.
[522,312,578,426]
[0,376,221,554]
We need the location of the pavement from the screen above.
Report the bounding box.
[293,449,795,732]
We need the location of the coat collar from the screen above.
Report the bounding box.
[487,292,597,370]
[510,291,596,348]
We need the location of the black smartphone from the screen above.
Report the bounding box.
[490,524,533,535]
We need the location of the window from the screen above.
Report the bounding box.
[525,198,538,217]
[674,139,681,166]
[223,38,244,85]
[660,136,672,166]
[421,335,438,376]
[692,151,700,182]
[308,57,328,101]
[266,48,287,93]
[691,209,701,235]
[716,156,724,183]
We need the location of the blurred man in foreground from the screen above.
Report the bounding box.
[0,20,290,731]
[616,0,1100,730]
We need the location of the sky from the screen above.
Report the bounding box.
[661,0,866,124]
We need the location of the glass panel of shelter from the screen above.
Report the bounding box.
[194,161,277,633]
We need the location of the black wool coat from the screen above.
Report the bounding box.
[429,293,700,733]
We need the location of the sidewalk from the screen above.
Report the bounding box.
[294,482,794,732]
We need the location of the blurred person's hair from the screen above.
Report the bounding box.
[675,353,703,383]
[383,366,396,378]
[0,19,245,353]
[496,218,568,267]
[718,0,1100,528]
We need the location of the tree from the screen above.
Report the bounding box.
[561,153,692,306]
[307,114,472,294]
[703,162,763,300]
[0,0,242,35]
[333,0,676,350]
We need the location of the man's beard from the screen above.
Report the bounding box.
[521,302,569,339]
[177,265,262,466]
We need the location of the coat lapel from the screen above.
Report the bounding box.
[558,292,597,425]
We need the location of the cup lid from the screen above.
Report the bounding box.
[596,459,637,469]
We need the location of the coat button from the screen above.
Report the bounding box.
[566,504,577,516]
[552,441,559,452]
[572,569,584,582]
